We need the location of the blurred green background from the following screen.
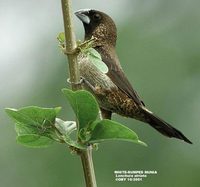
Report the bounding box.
[1,0,200,186]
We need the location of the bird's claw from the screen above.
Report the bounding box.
[60,44,79,55]
[67,77,84,86]
[58,36,96,55]
[77,36,96,52]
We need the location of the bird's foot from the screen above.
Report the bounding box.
[57,32,80,55]
[60,44,79,55]
[57,35,96,55]
[67,78,84,87]
[77,36,96,52]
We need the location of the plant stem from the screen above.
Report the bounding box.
[80,146,97,187]
[60,0,97,186]
[61,0,80,90]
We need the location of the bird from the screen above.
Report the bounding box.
[75,9,192,144]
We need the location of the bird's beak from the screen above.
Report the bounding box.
[75,9,91,24]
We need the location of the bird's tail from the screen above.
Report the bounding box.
[141,108,192,144]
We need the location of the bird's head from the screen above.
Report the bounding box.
[75,9,117,47]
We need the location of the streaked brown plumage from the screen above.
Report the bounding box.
[75,9,192,144]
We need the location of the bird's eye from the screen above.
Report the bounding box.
[93,13,101,21]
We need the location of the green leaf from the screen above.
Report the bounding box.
[62,89,99,130]
[5,106,61,127]
[15,123,38,135]
[83,48,108,73]
[15,121,54,148]
[17,134,54,148]
[15,122,54,139]
[55,107,62,115]
[57,32,65,44]
[5,106,62,148]
[88,119,147,146]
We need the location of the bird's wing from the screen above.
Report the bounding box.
[104,57,145,106]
